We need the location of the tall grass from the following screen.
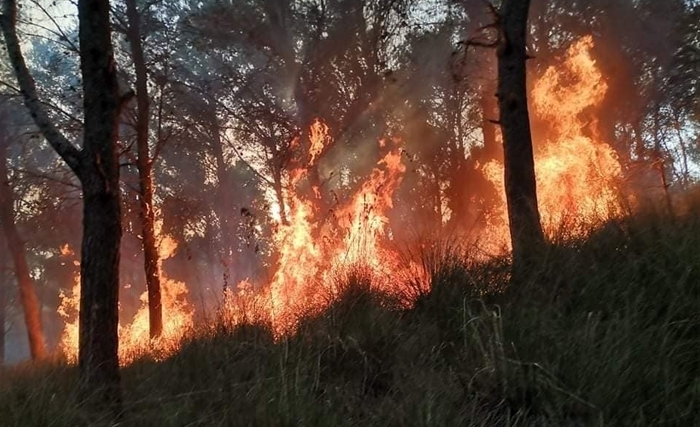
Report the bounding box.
[0,212,698,426]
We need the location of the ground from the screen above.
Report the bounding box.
[0,210,698,426]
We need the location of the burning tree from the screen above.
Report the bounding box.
[123,0,163,339]
[494,0,545,268]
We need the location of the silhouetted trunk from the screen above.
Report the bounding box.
[76,0,123,407]
[652,108,673,215]
[0,141,46,360]
[210,117,235,290]
[273,170,288,225]
[480,83,501,161]
[126,0,162,339]
[497,0,545,267]
[1,0,123,409]
[270,144,288,225]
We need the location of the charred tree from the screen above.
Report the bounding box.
[0,138,46,360]
[1,0,123,408]
[125,0,162,339]
[496,0,545,266]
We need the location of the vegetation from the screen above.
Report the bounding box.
[0,0,699,423]
[1,210,698,426]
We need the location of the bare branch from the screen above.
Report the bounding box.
[9,166,80,189]
[0,0,83,175]
[27,0,79,53]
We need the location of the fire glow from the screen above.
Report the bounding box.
[224,135,419,334]
[57,36,624,363]
[58,213,194,365]
[481,36,623,249]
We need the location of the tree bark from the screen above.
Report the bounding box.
[0,140,46,360]
[480,84,501,162]
[126,0,162,338]
[496,0,545,267]
[76,0,123,407]
[1,0,123,409]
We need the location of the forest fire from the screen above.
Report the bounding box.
[57,215,193,365]
[224,36,624,332]
[1,0,695,421]
[481,36,623,248]
[225,136,417,334]
[56,36,624,361]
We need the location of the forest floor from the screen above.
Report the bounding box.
[0,210,698,426]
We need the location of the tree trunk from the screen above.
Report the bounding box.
[0,141,46,360]
[76,0,123,407]
[497,0,545,268]
[480,83,501,162]
[126,0,162,339]
[2,0,123,408]
[210,119,236,291]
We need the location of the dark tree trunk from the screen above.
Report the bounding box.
[76,0,123,407]
[1,0,123,409]
[0,141,46,360]
[270,144,288,225]
[497,0,545,267]
[210,116,236,291]
[480,83,501,162]
[126,0,162,339]
[273,170,288,225]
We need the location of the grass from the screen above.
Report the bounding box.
[0,212,698,426]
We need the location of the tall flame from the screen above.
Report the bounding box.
[309,118,331,164]
[481,36,623,249]
[57,212,193,365]
[225,132,413,334]
[57,36,625,358]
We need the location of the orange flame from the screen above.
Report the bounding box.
[480,36,623,249]
[225,132,413,334]
[309,118,331,164]
[57,213,193,365]
[57,36,625,357]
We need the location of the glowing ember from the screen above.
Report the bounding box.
[480,36,623,250]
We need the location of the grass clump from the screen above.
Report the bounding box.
[0,213,698,426]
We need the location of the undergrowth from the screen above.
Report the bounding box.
[0,212,698,426]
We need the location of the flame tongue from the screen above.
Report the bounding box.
[58,212,194,365]
[531,36,623,229]
[262,136,409,334]
[309,118,331,165]
[481,36,623,249]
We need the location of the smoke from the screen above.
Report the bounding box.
[2,0,697,362]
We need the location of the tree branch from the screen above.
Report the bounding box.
[0,0,83,175]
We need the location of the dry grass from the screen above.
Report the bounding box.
[1,212,698,426]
